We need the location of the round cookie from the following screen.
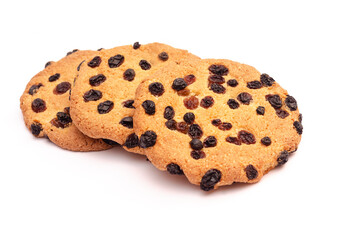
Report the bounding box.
[20,50,112,151]
[133,59,303,190]
[69,42,200,154]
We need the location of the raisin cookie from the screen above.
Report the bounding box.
[133,59,303,190]
[69,42,200,154]
[20,50,112,151]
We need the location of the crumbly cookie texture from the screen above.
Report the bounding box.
[20,50,112,151]
[69,42,200,154]
[133,59,303,191]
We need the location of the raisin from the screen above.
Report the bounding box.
[124,133,139,148]
[97,48,104,51]
[200,96,214,108]
[49,73,60,82]
[208,75,225,84]
[123,69,135,81]
[200,169,221,191]
[32,98,47,113]
[88,56,102,68]
[30,122,42,136]
[183,112,195,124]
[64,107,70,114]
[148,82,164,96]
[277,151,289,166]
[158,52,169,61]
[108,54,124,68]
[276,109,290,119]
[66,49,78,56]
[142,100,156,115]
[97,100,114,114]
[77,60,85,71]
[54,82,71,95]
[163,106,175,120]
[238,130,256,144]
[285,95,298,111]
[184,96,199,110]
[139,131,157,148]
[210,83,226,94]
[89,74,106,86]
[245,165,258,180]
[83,89,102,102]
[191,150,206,160]
[260,73,275,86]
[102,139,119,146]
[184,74,196,85]
[190,139,203,150]
[176,122,188,133]
[208,65,229,76]
[227,99,239,109]
[165,120,177,130]
[293,121,303,134]
[123,100,135,109]
[211,119,221,126]
[299,114,303,123]
[237,92,253,105]
[247,81,262,89]
[139,60,151,70]
[120,117,133,129]
[261,136,271,146]
[227,79,238,87]
[266,94,282,109]
[177,89,190,96]
[167,163,184,175]
[188,124,203,139]
[45,61,52,68]
[28,84,43,95]
[256,106,265,115]
[172,78,187,91]
[218,122,232,131]
[133,42,141,49]
[204,136,217,147]
[226,137,241,145]
[56,112,72,128]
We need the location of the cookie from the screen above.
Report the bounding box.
[20,50,112,151]
[69,42,200,154]
[133,59,303,190]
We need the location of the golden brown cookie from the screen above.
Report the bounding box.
[20,50,112,151]
[133,59,303,190]
[69,42,200,154]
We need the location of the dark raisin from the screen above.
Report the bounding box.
[30,122,42,136]
[108,54,124,68]
[97,100,114,114]
[227,79,238,87]
[56,112,72,128]
[256,106,265,115]
[97,48,104,51]
[148,82,164,96]
[89,74,106,86]
[66,49,78,56]
[190,139,203,150]
[102,139,119,146]
[123,100,135,109]
[77,60,85,71]
[142,100,156,115]
[139,60,151,70]
[184,96,199,110]
[218,122,232,131]
[54,82,71,95]
[227,99,239,109]
[163,106,175,120]
[247,81,262,89]
[266,94,282,109]
[166,163,184,175]
[49,73,60,82]
[191,150,206,160]
[172,78,187,91]
[260,73,275,86]
[245,165,258,180]
[88,56,102,68]
[133,42,141,49]
[120,117,133,129]
[165,120,177,130]
[208,75,225,84]
[83,89,102,102]
[238,130,256,144]
[188,124,203,139]
[184,74,196,85]
[123,69,135,81]
[139,131,157,148]
[158,52,169,61]
[210,83,226,94]
[299,114,303,123]
[277,151,289,166]
[203,136,217,148]
[124,133,139,148]
[183,112,195,124]
[293,121,303,134]
[285,95,298,111]
[177,89,190,96]
[200,169,222,191]
[208,65,229,76]
[32,98,47,113]
[176,122,188,133]
[211,119,221,126]
[261,137,271,146]
[226,137,241,145]
[237,92,253,105]
[45,61,52,68]
[200,96,214,108]
[276,109,290,119]
[28,84,43,95]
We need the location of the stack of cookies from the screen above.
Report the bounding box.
[20,42,303,191]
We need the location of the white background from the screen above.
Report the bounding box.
[1,0,361,239]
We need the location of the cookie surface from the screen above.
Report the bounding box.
[133,59,303,190]
[69,43,200,154]
[20,50,112,151]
